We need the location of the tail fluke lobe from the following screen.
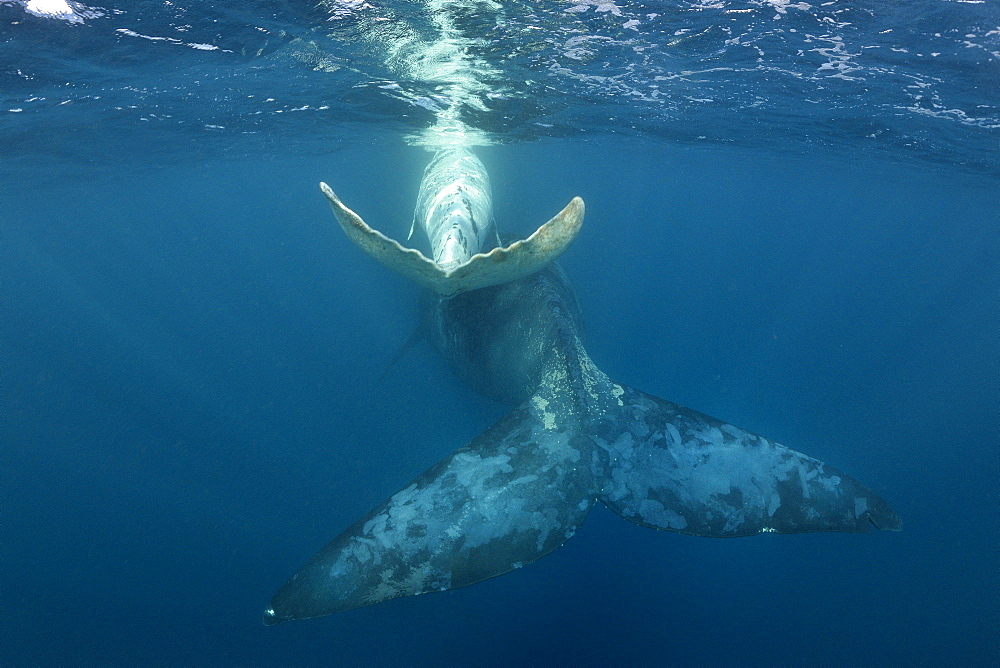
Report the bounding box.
[263,403,596,625]
[597,386,901,537]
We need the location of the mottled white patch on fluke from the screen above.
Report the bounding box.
[263,398,597,624]
[320,182,584,296]
[598,385,903,537]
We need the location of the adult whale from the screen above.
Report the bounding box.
[263,150,900,625]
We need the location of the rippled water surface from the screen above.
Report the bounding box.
[3,0,998,172]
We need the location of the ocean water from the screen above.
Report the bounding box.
[2,1,998,665]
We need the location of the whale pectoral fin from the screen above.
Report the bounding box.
[321,182,584,296]
[263,403,595,625]
[598,386,901,537]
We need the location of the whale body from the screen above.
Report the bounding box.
[263,154,900,625]
[411,147,495,268]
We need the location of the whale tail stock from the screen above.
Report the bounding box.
[264,381,900,625]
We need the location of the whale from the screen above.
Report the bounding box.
[263,150,900,625]
[325,148,583,297]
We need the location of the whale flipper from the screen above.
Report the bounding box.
[263,401,596,625]
[598,386,902,536]
[320,182,584,296]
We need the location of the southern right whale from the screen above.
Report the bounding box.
[263,148,900,625]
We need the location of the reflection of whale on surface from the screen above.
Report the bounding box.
[263,150,900,625]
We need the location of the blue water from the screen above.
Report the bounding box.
[3,1,998,665]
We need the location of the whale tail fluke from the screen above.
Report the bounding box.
[597,385,902,536]
[264,381,899,624]
[320,182,584,296]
